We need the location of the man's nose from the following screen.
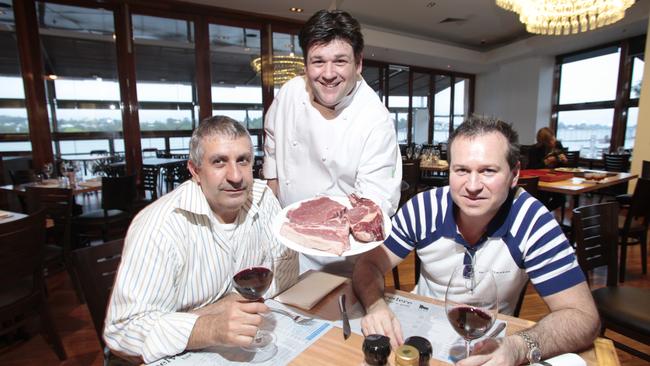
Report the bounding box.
[466,172,483,192]
[226,162,243,183]
[322,62,336,80]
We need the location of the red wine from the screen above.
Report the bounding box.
[233,266,273,300]
[447,306,493,340]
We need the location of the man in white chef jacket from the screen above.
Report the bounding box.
[263,9,401,276]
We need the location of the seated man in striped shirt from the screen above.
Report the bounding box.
[104,116,298,364]
[352,117,599,366]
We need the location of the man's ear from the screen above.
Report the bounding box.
[511,161,521,188]
[187,160,200,184]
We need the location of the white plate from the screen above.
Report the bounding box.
[272,196,392,257]
[554,167,583,173]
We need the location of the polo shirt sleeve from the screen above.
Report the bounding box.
[383,195,420,259]
[522,210,585,297]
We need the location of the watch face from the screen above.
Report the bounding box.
[529,348,542,363]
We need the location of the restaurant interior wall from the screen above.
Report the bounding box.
[0,0,475,169]
[629,21,650,193]
[475,55,555,145]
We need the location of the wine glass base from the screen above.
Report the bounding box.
[242,331,278,363]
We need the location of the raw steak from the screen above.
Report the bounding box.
[282,197,350,255]
[347,194,385,242]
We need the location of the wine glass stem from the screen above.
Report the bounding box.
[466,339,471,359]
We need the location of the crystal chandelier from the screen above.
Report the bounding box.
[496,0,635,35]
[250,54,304,85]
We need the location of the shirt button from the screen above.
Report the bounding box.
[292,141,298,147]
[286,180,291,185]
[322,157,326,162]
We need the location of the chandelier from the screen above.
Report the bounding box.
[496,0,635,35]
[250,54,304,85]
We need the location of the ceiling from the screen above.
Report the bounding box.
[187,0,650,72]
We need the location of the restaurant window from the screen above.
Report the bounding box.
[0,4,30,152]
[554,36,644,159]
[36,2,120,155]
[362,64,384,102]
[411,72,429,144]
[453,77,470,128]
[132,13,195,153]
[210,23,263,142]
[387,65,409,144]
[433,75,451,144]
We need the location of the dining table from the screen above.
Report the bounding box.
[286,280,619,366]
[533,169,638,208]
[148,275,619,366]
[0,178,103,196]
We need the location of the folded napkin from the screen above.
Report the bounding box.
[275,271,347,310]
[533,353,586,366]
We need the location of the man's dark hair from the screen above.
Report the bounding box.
[447,116,520,169]
[299,9,364,64]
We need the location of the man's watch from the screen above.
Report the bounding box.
[519,331,542,364]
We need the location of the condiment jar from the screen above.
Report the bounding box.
[362,334,391,366]
[404,336,432,366]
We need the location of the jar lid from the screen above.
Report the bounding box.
[404,336,432,363]
[395,344,419,365]
[362,334,391,365]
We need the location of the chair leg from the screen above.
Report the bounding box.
[38,295,67,360]
[391,267,400,290]
[642,231,648,275]
[619,237,628,282]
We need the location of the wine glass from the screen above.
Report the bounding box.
[445,264,498,360]
[232,250,277,362]
[43,162,53,180]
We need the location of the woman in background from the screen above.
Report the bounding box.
[528,127,568,169]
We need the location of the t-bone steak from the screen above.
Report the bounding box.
[347,194,385,242]
[280,197,351,255]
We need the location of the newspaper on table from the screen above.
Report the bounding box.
[333,293,506,363]
[147,300,332,366]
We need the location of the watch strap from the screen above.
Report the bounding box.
[519,331,541,364]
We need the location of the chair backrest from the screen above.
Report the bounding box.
[90,150,109,156]
[624,178,650,228]
[25,187,74,253]
[0,210,46,294]
[71,238,124,348]
[572,202,619,286]
[516,176,539,199]
[603,153,630,172]
[564,150,580,168]
[141,166,161,199]
[142,148,158,158]
[102,175,137,212]
[641,160,650,179]
[9,169,37,185]
[401,162,420,205]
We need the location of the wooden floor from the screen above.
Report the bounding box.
[0,204,648,365]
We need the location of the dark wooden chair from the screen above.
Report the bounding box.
[573,202,650,361]
[73,175,136,246]
[71,238,124,360]
[142,148,158,159]
[599,153,631,201]
[618,177,649,282]
[616,159,650,207]
[563,150,580,168]
[141,165,161,200]
[400,161,420,206]
[0,210,67,360]
[25,186,84,302]
[9,169,37,185]
[516,176,540,199]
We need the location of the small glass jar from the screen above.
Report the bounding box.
[362,334,391,366]
[404,336,432,366]
[395,344,419,366]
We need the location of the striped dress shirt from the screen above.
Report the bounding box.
[103,179,298,363]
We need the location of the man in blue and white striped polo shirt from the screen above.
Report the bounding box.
[353,117,599,365]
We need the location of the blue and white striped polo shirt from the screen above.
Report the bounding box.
[385,186,585,314]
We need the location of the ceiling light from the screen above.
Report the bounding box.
[496,0,635,35]
[251,55,304,85]
[47,74,58,80]
[290,7,303,13]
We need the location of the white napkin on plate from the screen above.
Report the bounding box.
[275,271,347,310]
[533,353,586,366]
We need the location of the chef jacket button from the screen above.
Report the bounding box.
[322,157,326,162]
[292,141,298,147]
[285,180,291,185]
